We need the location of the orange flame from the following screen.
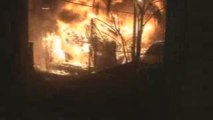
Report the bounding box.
[30,0,165,75]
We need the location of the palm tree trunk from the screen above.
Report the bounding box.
[132,0,137,62]
[135,3,145,64]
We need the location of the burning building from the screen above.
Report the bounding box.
[28,0,166,76]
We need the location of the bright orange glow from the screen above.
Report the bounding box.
[29,0,165,75]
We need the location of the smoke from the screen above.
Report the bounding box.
[58,10,85,23]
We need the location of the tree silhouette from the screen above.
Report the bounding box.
[105,0,165,63]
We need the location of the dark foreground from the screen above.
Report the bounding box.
[6,63,169,120]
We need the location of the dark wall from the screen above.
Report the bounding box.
[0,0,14,109]
[0,0,28,116]
[0,0,13,116]
[165,0,213,119]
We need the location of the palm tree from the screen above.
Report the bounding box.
[133,0,165,64]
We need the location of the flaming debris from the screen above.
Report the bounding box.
[28,0,166,75]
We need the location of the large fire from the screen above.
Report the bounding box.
[29,0,165,75]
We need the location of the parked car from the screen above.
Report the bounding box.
[141,41,164,65]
